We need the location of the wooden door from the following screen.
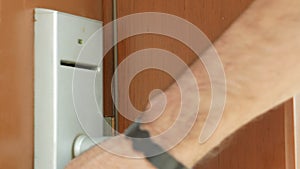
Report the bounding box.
[116,0,295,168]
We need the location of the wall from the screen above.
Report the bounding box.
[0,1,102,168]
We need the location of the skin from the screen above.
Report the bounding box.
[66,0,300,168]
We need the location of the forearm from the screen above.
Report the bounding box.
[142,0,300,167]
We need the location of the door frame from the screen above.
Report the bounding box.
[293,96,300,169]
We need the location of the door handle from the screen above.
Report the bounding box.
[73,135,111,157]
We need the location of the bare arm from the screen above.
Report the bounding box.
[67,0,300,168]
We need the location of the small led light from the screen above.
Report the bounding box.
[78,39,83,45]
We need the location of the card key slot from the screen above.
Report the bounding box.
[60,60,99,71]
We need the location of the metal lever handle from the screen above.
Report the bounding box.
[73,135,110,157]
